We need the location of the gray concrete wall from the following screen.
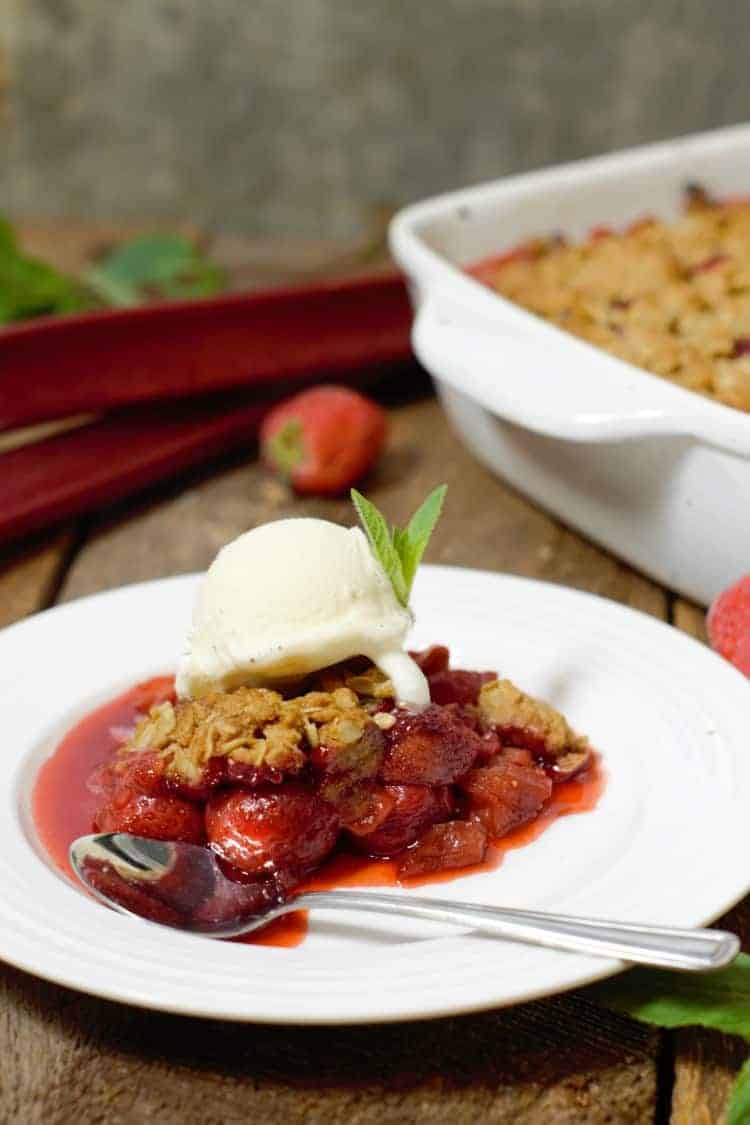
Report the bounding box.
[1,0,748,239]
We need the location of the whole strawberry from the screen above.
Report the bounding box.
[261,385,387,497]
[707,574,750,677]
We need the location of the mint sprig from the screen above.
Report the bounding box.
[351,485,447,606]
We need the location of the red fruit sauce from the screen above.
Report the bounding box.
[32,677,604,948]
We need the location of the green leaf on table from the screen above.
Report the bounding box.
[86,234,225,307]
[0,216,90,324]
[351,485,447,607]
[588,954,750,1120]
[727,1057,750,1125]
[586,953,750,1040]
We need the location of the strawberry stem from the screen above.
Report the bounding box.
[266,418,305,477]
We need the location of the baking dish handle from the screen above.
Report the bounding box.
[413,289,750,459]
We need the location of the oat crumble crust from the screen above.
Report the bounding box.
[122,663,587,786]
[480,193,750,411]
[124,664,396,784]
[479,678,588,768]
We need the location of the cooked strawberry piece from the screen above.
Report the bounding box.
[354,783,454,856]
[398,820,488,878]
[206,783,340,878]
[100,749,167,796]
[382,705,482,785]
[224,760,286,788]
[410,646,451,676]
[165,756,226,801]
[93,790,205,844]
[460,755,552,838]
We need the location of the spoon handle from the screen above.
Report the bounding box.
[293,891,739,971]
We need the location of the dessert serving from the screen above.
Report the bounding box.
[472,184,750,411]
[33,488,601,943]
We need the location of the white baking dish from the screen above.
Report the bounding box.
[390,124,750,605]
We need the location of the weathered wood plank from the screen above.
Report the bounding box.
[0,531,72,629]
[60,397,669,620]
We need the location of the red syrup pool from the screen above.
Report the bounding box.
[32,677,604,948]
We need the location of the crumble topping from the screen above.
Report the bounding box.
[479,678,586,761]
[125,684,377,784]
[478,192,750,411]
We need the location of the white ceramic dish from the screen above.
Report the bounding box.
[390,124,750,606]
[4,566,750,1023]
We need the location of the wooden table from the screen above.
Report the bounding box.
[2,227,748,1123]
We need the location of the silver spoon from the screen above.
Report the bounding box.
[70,833,739,971]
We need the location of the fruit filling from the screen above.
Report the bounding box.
[35,650,601,938]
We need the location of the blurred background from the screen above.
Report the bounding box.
[2,0,748,244]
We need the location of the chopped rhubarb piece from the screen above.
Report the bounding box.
[732,338,750,359]
[427,668,497,706]
[354,783,454,856]
[206,784,339,878]
[382,705,482,785]
[410,646,451,676]
[340,785,396,836]
[460,755,552,838]
[398,820,488,878]
[93,791,205,844]
[311,723,385,782]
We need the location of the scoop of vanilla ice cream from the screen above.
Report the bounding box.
[176,518,429,705]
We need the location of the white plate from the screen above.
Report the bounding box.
[2,566,750,1024]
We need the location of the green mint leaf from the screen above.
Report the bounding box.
[86,234,224,307]
[396,484,447,595]
[351,486,447,606]
[587,954,750,1040]
[350,489,409,606]
[727,1057,750,1125]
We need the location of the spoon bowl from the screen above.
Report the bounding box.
[70,833,740,971]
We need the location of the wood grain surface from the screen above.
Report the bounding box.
[1,231,747,1123]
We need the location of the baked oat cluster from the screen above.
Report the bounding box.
[91,647,592,897]
[476,185,750,411]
